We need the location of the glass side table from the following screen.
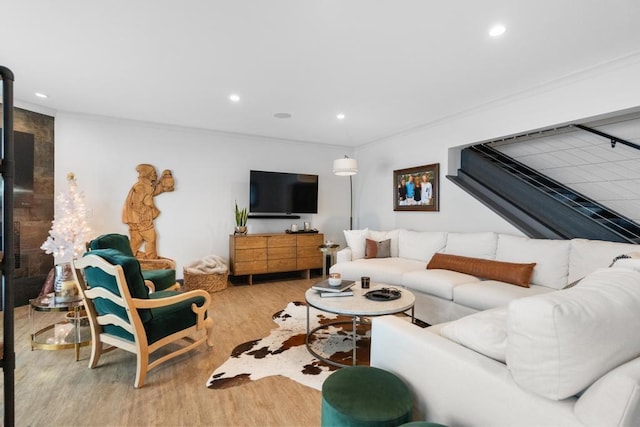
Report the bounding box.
[318,244,340,279]
[29,294,91,361]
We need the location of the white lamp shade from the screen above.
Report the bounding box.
[333,158,358,176]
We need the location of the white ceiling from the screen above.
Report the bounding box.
[2,0,640,146]
[491,114,640,223]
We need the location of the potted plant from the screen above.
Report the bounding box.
[234,201,248,234]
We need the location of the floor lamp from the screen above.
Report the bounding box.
[333,156,358,230]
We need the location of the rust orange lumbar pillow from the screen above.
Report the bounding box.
[427,253,536,288]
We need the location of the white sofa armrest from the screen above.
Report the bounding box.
[335,247,353,264]
[371,316,581,426]
[574,357,640,427]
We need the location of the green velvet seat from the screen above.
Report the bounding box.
[321,366,413,427]
[88,233,177,291]
[73,248,213,388]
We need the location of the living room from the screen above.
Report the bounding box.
[2,1,640,426]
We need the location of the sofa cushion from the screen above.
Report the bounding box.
[330,257,425,285]
[427,253,535,287]
[496,234,570,289]
[343,228,369,260]
[398,230,447,262]
[402,269,481,300]
[440,307,508,363]
[453,281,552,311]
[569,238,640,284]
[574,357,640,427]
[506,268,640,400]
[365,238,391,259]
[369,230,401,258]
[444,232,498,259]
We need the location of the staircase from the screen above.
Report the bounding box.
[449,143,640,244]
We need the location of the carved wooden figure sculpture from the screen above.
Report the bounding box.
[122,164,175,260]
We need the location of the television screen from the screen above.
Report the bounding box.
[250,170,319,214]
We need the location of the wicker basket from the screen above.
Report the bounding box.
[183,269,229,293]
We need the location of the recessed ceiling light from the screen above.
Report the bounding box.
[229,94,240,102]
[489,24,506,37]
[35,92,48,99]
[336,113,346,120]
[273,112,292,119]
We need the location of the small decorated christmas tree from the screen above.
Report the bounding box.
[41,172,92,261]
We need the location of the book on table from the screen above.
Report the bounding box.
[312,279,355,293]
[320,290,354,298]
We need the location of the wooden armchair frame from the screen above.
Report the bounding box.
[72,253,213,388]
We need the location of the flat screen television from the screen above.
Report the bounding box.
[250,170,319,214]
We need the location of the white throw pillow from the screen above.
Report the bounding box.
[612,258,640,273]
[496,234,570,289]
[398,230,447,262]
[343,228,369,260]
[368,229,401,258]
[440,307,507,363]
[444,232,498,259]
[506,268,640,400]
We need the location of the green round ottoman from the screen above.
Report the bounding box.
[399,422,447,427]
[321,366,413,427]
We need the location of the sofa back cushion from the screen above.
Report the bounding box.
[444,232,498,259]
[568,238,639,284]
[506,268,640,400]
[496,234,570,289]
[398,230,447,262]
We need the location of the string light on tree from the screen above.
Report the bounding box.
[41,172,92,261]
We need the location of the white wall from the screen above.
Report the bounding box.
[353,56,640,234]
[55,114,354,276]
[54,55,640,276]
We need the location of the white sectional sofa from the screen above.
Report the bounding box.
[330,229,640,426]
[329,229,639,325]
[371,264,640,426]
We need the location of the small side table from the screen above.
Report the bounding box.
[29,294,91,361]
[318,244,340,279]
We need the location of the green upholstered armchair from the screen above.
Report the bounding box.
[72,249,214,388]
[88,233,178,291]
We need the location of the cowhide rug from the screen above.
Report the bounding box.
[206,301,371,391]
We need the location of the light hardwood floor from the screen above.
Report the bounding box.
[3,277,322,426]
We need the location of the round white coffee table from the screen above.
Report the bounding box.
[305,283,415,367]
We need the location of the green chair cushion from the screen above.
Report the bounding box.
[142,269,176,291]
[321,366,413,427]
[145,290,207,344]
[90,233,176,291]
[89,233,135,257]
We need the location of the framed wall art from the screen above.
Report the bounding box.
[393,163,439,211]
